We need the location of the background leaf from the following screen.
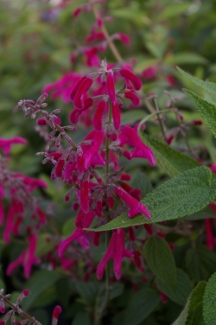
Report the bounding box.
[140,133,200,177]
[172,281,206,325]
[203,272,216,325]
[21,270,60,310]
[177,67,216,95]
[184,89,216,137]
[144,236,176,288]
[156,268,192,306]
[123,288,160,325]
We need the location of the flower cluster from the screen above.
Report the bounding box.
[0,136,48,278]
[13,58,156,280]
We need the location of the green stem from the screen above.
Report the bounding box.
[95,103,112,325]
[153,98,167,141]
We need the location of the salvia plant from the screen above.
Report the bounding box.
[2,0,216,324]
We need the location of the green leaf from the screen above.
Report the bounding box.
[185,246,216,283]
[76,281,100,305]
[124,288,160,325]
[72,312,91,325]
[203,272,216,325]
[156,268,192,306]
[21,270,60,310]
[172,281,206,325]
[177,67,216,95]
[121,110,146,125]
[76,281,124,306]
[88,166,216,231]
[140,134,200,177]
[165,53,208,65]
[184,89,216,137]
[36,233,55,257]
[131,172,153,197]
[157,3,191,20]
[144,236,176,288]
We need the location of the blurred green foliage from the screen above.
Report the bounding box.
[1,0,216,324]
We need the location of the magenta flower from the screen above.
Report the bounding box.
[114,186,151,219]
[82,130,105,170]
[124,91,140,107]
[106,70,116,104]
[6,234,40,278]
[119,125,155,166]
[80,180,90,213]
[43,72,82,103]
[0,136,27,155]
[0,200,4,226]
[58,211,95,256]
[93,100,106,130]
[97,228,125,280]
[119,68,142,90]
[70,76,93,109]
[114,33,131,46]
[205,218,214,250]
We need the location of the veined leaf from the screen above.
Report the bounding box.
[124,288,160,325]
[177,67,216,95]
[140,133,200,177]
[88,166,216,231]
[157,3,191,20]
[156,268,192,306]
[21,270,60,310]
[203,272,216,325]
[165,53,208,65]
[184,89,216,138]
[172,281,206,325]
[144,236,176,288]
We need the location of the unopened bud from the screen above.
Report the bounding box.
[37,93,48,105]
[193,119,203,125]
[16,289,30,304]
[52,306,62,325]
[36,118,47,125]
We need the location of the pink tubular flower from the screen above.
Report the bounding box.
[6,234,40,278]
[93,100,106,130]
[58,211,96,257]
[3,201,16,244]
[71,76,93,109]
[124,91,140,107]
[119,68,142,90]
[82,130,105,170]
[80,180,89,213]
[0,137,27,155]
[115,33,131,46]
[52,306,62,325]
[119,125,155,166]
[43,72,82,103]
[141,66,157,80]
[114,186,151,219]
[106,70,116,103]
[205,218,214,250]
[0,200,4,226]
[97,228,125,280]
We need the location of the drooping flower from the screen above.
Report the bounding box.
[97,228,125,280]
[119,68,142,90]
[119,125,155,166]
[6,234,40,278]
[114,186,151,219]
[0,137,27,155]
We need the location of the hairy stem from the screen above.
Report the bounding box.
[0,293,41,325]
